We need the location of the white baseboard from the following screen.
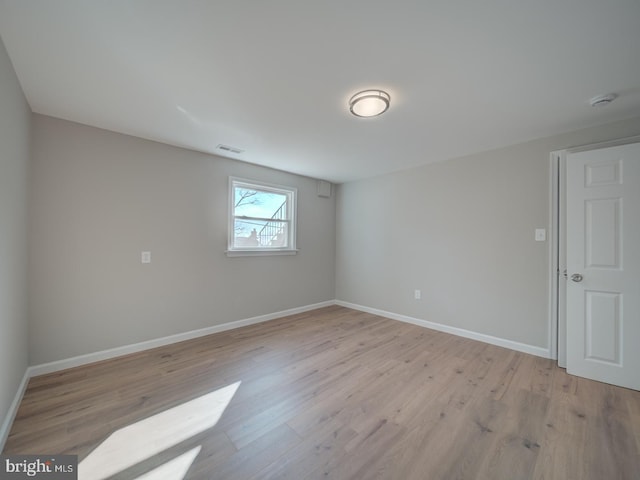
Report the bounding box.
[335,300,551,359]
[29,300,335,377]
[3,302,328,450]
[0,368,31,452]
[27,299,551,377]
[2,298,550,450]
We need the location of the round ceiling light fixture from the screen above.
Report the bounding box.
[349,89,391,117]
[589,93,617,107]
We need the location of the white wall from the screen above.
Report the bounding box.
[29,115,336,364]
[0,36,30,442]
[336,117,640,352]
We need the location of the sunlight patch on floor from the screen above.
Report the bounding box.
[134,446,202,480]
[78,382,240,479]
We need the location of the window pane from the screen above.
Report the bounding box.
[234,188,288,219]
[257,221,288,247]
[234,219,265,247]
[228,178,296,254]
[234,219,289,248]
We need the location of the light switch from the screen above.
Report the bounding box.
[535,229,546,242]
[141,251,151,263]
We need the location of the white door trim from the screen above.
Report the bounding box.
[549,150,563,363]
[550,150,566,366]
[550,134,640,366]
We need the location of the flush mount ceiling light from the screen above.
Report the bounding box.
[589,93,617,107]
[349,89,391,117]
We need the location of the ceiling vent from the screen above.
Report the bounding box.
[216,144,244,154]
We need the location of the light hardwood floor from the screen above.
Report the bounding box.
[4,306,640,479]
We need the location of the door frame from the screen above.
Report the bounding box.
[549,150,564,364]
[550,135,640,366]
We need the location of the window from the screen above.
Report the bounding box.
[227,177,297,256]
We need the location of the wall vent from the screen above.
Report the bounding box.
[317,180,332,198]
[216,144,244,154]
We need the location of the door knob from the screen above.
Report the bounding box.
[571,273,583,282]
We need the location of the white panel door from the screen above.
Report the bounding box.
[566,142,640,390]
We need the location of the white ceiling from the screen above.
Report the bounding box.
[1,1,639,183]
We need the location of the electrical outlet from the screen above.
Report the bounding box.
[414,289,421,300]
[535,229,546,242]
[141,251,151,264]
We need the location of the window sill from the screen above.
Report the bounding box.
[225,249,299,257]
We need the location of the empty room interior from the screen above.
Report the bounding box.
[1,1,640,479]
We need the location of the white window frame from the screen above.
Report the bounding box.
[227,177,298,257]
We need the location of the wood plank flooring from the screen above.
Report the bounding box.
[4,306,640,479]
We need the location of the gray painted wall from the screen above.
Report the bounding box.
[336,117,640,350]
[0,37,30,438]
[29,115,336,364]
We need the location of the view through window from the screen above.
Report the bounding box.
[228,178,297,254]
